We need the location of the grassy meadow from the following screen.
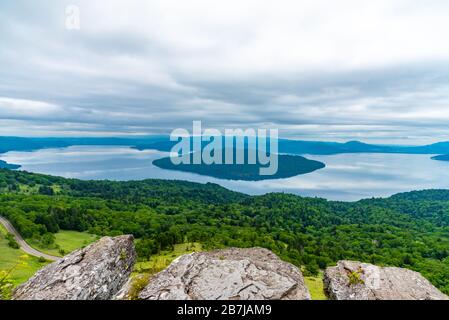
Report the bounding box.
[1,227,97,287]
[0,224,48,285]
[30,230,99,257]
[304,274,327,300]
[134,242,203,275]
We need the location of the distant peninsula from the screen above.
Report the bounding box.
[0,160,21,170]
[431,154,449,161]
[153,154,325,181]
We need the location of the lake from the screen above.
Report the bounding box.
[2,145,449,201]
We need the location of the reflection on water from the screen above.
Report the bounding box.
[2,145,449,201]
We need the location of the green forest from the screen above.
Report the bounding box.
[1,169,449,294]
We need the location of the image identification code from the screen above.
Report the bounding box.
[177,304,272,318]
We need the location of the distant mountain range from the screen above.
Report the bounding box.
[278,140,449,156]
[134,138,449,159]
[1,136,449,158]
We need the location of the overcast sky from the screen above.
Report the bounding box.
[1,0,449,144]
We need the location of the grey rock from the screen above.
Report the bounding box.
[113,276,134,300]
[324,260,448,300]
[139,247,310,300]
[113,274,149,300]
[13,235,136,300]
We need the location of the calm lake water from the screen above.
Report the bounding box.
[2,145,449,201]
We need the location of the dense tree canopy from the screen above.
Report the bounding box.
[1,169,449,293]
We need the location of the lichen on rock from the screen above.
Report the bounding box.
[139,247,311,300]
[324,260,448,300]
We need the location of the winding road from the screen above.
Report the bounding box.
[0,216,60,261]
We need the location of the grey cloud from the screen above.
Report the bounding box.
[1,0,449,143]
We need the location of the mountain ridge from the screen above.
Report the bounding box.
[2,136,449,156]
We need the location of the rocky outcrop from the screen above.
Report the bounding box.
[15,238,447,301]
[324,260,448,300]
[13,235,136,300]
[139,247,310,300]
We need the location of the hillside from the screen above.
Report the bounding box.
[0,169,449,295]
[3,136,449,157]
[133,136,449,155]
[0,160,20,170]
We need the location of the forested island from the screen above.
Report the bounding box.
[1,169,449,294]
[153,153,325,180]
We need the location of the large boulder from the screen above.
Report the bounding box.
[139,247,310,300]
[13,235,136,300]
[324,260,448,300]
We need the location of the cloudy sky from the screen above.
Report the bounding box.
[1,0,449,144]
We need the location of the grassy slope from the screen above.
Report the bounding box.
[134,242,203,275]
[0,224,48,285]
[30,230,99,257]
[304,275,327,300]
[124,242,204,299]
[1,227,97,287]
